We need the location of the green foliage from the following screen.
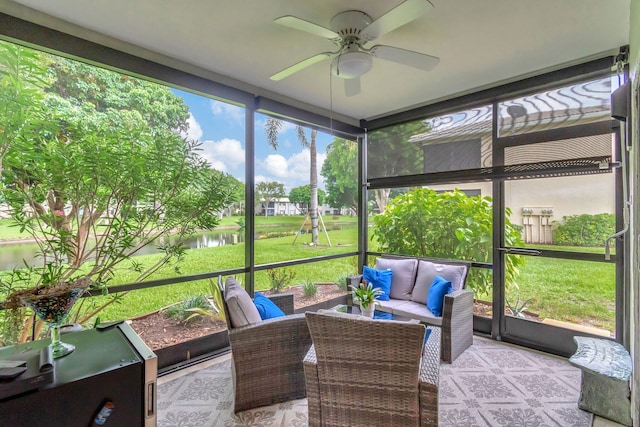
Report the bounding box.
[552,213,615,247]
[0,40,235,343]
[349,281,383,309]
[334,273,350,291]
[505,287,533,319]
[321,138,358,212]
[289,185,326,210]
[267,268,295,293]
[165,294,212,323]
[302,281,318,298]
[372,188,525,295]
[255,181,286,217]
[182,278,226,324]
[257,231,296,239]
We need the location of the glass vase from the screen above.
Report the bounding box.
[20,287,84,359]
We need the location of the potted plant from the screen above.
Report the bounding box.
[349,280,383,318]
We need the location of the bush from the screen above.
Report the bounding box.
[302,281,318,297]
[335,273,350,291]
[372,188,525,296]
[267,268,296,293]
[165,294,212,323]
[553,213,615,247]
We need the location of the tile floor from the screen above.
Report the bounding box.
[158,353,628,427]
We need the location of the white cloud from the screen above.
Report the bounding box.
[200,138,245,173]
[259,149,327,190]
[182,113,203,141]
[264,154,289,178]
[210,100,244,124]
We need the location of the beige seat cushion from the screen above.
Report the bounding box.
[392,301,443,326]
[224,277,261,328]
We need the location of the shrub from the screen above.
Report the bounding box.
[552,213,615,247]
[335,274,350,291]
[165,294,212,323]
[302,281,318,298]
[267,268,296,293]
[372,188,525,296]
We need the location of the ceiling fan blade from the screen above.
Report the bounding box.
[371,45,439,71]
[344,77,361,97]
[270,52,333,81]
[274,16,340,40]
[361,0,434,42]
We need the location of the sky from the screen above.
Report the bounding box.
[173,89,334,192]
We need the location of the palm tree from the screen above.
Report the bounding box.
[265,118,319,245]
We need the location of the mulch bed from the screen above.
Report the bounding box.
[129,283,345,351]
[130,291,545,351]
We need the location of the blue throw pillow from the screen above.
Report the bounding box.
[362,266,392,301]
[253,292,285,320]
[423,328,432,345]
[426,275,452,317]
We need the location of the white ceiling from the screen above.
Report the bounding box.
[1,0,631,123]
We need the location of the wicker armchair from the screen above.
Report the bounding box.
[304,311,441,426]
[219,277,312,413]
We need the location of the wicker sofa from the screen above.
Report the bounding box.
[304,311,442,426]
[219,276,312,413]
[349,254,473,363]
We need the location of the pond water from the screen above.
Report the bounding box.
[0,224,355,271]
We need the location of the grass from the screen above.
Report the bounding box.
[0,216,616,333]
[510,256,615,331]
[0,220,30,240]
[80,228,360,322]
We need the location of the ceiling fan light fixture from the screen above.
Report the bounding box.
[331,51,373,79]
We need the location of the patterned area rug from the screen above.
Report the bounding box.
[157,337,592,426]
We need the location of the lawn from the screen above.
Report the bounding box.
[510,256,615,331]
[81,227,360,322]
[0,216,616,333]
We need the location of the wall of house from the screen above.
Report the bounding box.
[628,0,639,423]
[429,173,614,245]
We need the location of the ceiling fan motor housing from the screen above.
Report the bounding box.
[330,11,374,79]
[330,10,372,37]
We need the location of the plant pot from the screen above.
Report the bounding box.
[360,303,375,318]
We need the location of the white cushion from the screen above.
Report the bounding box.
[391,301,443,326]
[410,260,467,304]
[376,299,412,312]
[224,277,261,328]
[376,258,418,300]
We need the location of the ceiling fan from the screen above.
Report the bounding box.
[270,0,439,97]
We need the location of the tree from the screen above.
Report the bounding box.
[215,171,244,217]
[372,188,525,296]
[289,185,326,214]
[367,122,430,212]
[265,118,320,244]
[321,138,358,214]
[255,181,285,218]
[0,41,235,344]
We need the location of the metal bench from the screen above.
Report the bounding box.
[568,336,632,426]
